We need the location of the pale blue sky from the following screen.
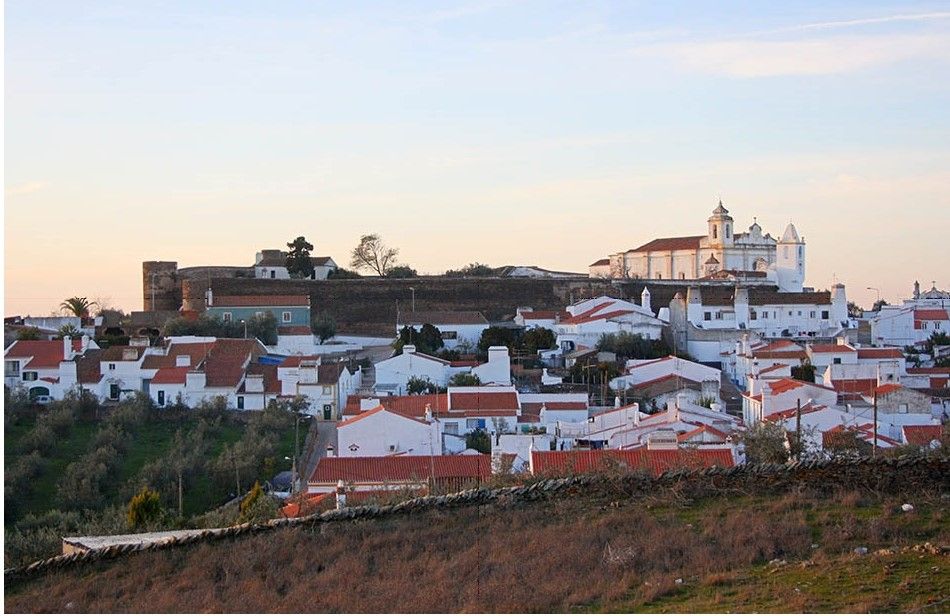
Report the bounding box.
[5,1,950,314]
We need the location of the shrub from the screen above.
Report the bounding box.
[127,487,163,530]
[742,422,790,464]
[465,428,491,454]
[449,373,481,387]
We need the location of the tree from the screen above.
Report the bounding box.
[386,265,417,278]
[311,312,337,343]
[350,233,399,276]
[596,332,668,361]
[127,487,163,530]
[444,263,495,277]
[327,267,361,279]
[245,313,278,345]
[871,299,889,313]
[465,428,491,454]
[16,327,41,341]
[741,422,789,464]
[449,373,481,387]
[847,301,864,319]
[790,359,815,383]
[60,297,96,318]
[56,324,81,340]
[285,236,315,279]
[407,376,440,395]
[523,327,556,354]
[477,326,522,356]
[393,324,444,355]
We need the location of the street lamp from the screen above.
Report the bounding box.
[866,287,881,309]
[408,286,416,313]
[240,319,247,339]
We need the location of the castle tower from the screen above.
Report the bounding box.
[707,200,734,249]
[776,223,805,292]
[142,261,180,311]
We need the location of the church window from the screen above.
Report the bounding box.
[725,225,731,239]
[712,226,718,239]
[798,246,803,257]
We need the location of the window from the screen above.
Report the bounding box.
[282,311,292,323]
[108,363,116,371]
[110,384,120,400]
[441,331,458,340]
[255,311,265,318]
[797,311,802,316]
[656,273,662,279]
[157,390,165,407]
[679,272,685,280]
[899,403,908,414]
[466,419,480,430]
[5,360,20,376]
[821,310,829,320]
[810,311,816,318]
[716,311,723,320]
[712,225,718,239]
[750,310,757,320]
[704,312,712,321]
[237,396,244,410]
[833,358,842,365]
[322,385,332,394]
[725,224,730,239]
[270,270,276,279]
[445,422,460,435]
[798,246,803,258]
[23,371,38,382]
[223,312,232,323]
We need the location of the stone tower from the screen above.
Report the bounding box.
[142,261,180,311]
[776,223,805,292]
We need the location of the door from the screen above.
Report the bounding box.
[323,404,332,420]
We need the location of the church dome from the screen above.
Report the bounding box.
[712,200,729,216]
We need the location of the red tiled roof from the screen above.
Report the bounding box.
[589,258,610,267]
[141,342,214,370]
[753,350,808,360]
[337,405,429,428]
[212,295,309,307]
[560,302,616,325]
[151,367,190,385]
[202,339,264,387]
[822,423,901,447]
[562,309,636,326]
[279,355,322,368]
[379,394,450,418]
[75,349,103,384]
[914,309,949,321]
[809,344,854,354]
[873,383,903,396]
[629,236,704,253]
[531,448,734,477]
[318,363,347,385]
[310,455,492,484]
[520,310,570,321]
[902,425,942,446]
[831,378,878,395]
[4,339,89,369]
[450,391,520,412]
[766,402,828,421]
[243,363,281,394]
[630,373,702,390]
[768,378,834,395]
[856,348,904,360]
[758,364,788,375]
[677,424,730,443]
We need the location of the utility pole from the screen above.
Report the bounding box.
[178,468,184,518]
[795,398,802,461]
[872,388,878,457]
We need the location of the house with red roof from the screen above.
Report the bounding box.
[514,307,570,330]
[278,357,362,419]
[337,404,441,457]
[307,454,492,495]
[4,337,99,400]
[555,295,665,354]
[609,355,722,410]
[374,344,510,395]
[530,447,735,477]
[742,377,838,426]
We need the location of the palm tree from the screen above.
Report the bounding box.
[60,297,96,318]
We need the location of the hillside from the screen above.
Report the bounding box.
[6,458,948,613]
[4,393,300,567]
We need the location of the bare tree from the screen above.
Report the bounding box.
[350,233,399,276]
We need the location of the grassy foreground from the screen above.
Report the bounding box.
[5,480,948,613]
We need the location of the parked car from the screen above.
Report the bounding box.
[33,395,53,405]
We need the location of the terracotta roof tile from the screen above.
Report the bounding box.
[902,425,942,446]
[531,448,734,476]
[310,455,491,483]
[856,348,904,360]
[213,295,309,307]
[630,236,704,253]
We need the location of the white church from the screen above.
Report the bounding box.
[590,202,806,292]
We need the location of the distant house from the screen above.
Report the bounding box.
[396,311,490,351]
[337,405,441,457]
[4,337,99,400]
[206,293,311,328]
[254,249,338,280]
[277,356,361,419]
[307,454,492,494]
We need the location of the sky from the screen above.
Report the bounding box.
[5,1,950,316]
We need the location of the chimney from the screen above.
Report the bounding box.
[614,396,621,408]
[335,480,346,510]
[205,287,213,307]
[403,344,416,354]
[641,287,652,313]
[63,336,71,359]
[326,445,336,458]
[175,355,191,367]
[360,397,381,411]
[424,403,433,423]
[527,440,535,475]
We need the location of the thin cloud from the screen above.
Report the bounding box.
[788,12,950,32]
[650,33,949,77]
[6,181,47,196]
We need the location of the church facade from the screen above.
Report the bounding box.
[591,202,806,292]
